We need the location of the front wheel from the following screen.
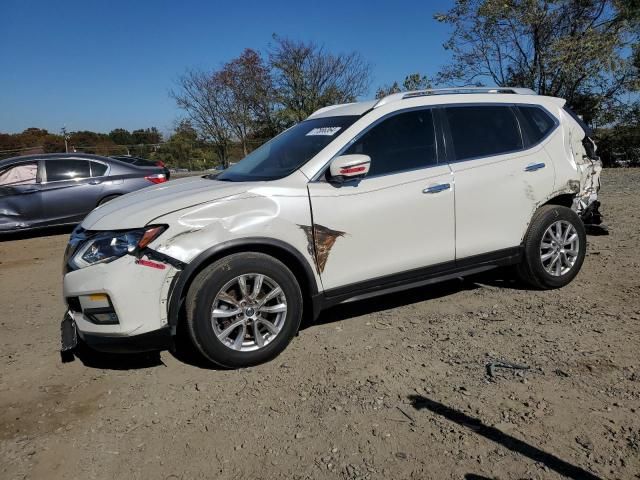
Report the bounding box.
[517,205,587,289]
[185,252,303,368]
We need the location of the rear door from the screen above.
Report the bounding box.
[442,104,556,260]
[0,161,44,230]
[41,159,105,224]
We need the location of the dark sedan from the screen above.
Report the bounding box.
[0,153,166,233]
[110,155,171,180]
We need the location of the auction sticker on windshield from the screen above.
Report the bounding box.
[306,127,342,136]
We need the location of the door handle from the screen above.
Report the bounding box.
[423,183,450,194]
[88,179,102,185]
[524,162,545,172]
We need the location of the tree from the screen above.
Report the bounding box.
[171,69,234,166]
[434,0,639,122]
[132,127,162,145]
[217,49,275,155]
[108,128,133,145]
[269,36,372,124]
[376,73,432,99]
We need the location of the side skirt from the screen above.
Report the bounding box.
[314,246,522,311]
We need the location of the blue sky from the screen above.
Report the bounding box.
[0,0,454,135]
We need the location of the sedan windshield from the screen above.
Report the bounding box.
[216,115,359,182]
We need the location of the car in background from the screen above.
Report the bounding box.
[111,155,171,180]
[0,153,166,233]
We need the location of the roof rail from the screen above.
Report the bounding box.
[373,87,537,108]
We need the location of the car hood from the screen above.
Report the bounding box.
[82,176,257,230]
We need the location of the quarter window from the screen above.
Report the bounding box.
[90,162,108,177]
[344,109,437,176]
[445,106,522,161]
[518,106,556,146]
[45,160,91,182]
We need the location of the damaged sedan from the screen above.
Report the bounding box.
[61,87,602,368]
[0,153,167,233]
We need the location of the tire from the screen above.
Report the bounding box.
[185,252,303,368]
[517,204,587,289]
[98,194,120,206]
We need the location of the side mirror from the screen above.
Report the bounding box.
[329,154,371,183]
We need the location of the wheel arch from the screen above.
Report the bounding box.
[167,238,320,330]
[542,192,575,209]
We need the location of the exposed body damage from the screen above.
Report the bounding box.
[560,108,604,228]
[573,155,604,228]
[299,224,346,274]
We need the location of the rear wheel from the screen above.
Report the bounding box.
[517,205,586,289]
[185,252,303,368]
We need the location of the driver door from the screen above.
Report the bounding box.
[307,108,455,291]
[0,161,44,230]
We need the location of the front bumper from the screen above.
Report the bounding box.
[63,251,179,342]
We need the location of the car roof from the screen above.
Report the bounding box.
[0,152,114,168]
[307,87,565,119]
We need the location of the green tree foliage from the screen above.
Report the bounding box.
[434,0,639,123]
[375,73,432,99]
[153,120,212,170]
[0,127,163,160]
[132,127,162,145]
[108,128,133,145]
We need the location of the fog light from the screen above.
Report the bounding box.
[86,311,119,325]
[78,294,119,325]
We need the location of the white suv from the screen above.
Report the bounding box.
[61,87,602,368]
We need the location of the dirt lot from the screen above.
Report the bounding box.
[1,168,639,480]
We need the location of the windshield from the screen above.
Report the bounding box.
[216,116,359,182]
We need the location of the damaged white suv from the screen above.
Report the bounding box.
[62,87,602,368]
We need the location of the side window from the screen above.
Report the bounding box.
[0,163,38,186]
[518,106,556,146]
[45,160,91,182]
[344,109,437,176]
[445,105,522,161]
[90,162,108,177]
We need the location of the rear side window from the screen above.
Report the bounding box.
[344,109,437,176]
[518,106,556,146]
[445,106,522,161]
[90,162,108,177]
[45,160,91,182]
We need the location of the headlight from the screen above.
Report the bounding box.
[70,226,166,269]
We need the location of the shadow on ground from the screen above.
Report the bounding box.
[312,267,532,327]
[68,268,534,370]
[408,395,602,480]
[66,342,165,370]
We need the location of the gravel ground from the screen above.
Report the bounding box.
[1,168,639,480]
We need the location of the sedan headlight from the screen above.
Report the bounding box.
[70,226,166,269]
